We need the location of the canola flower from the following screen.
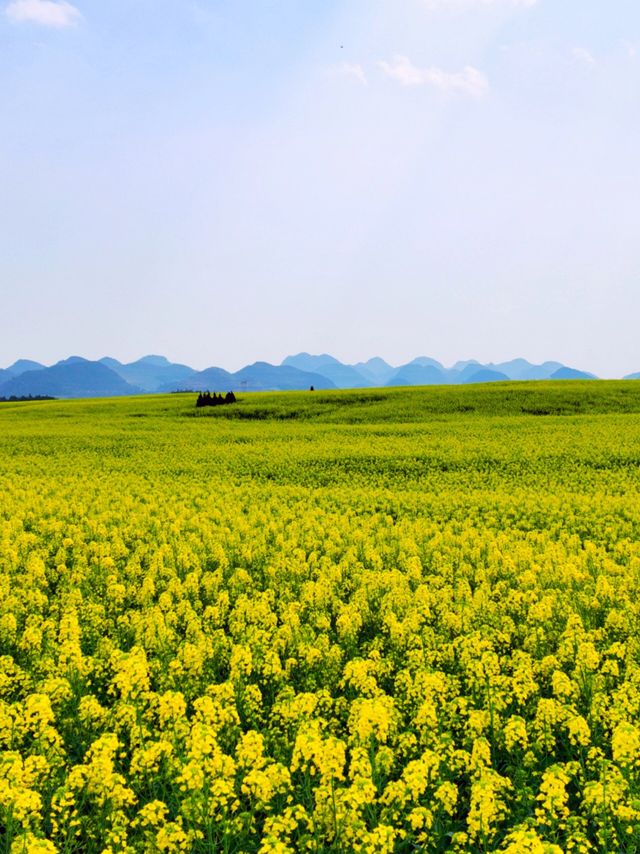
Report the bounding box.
[1,386,640,852]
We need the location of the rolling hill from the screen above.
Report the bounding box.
[387,363,449,386]
[159,366,234,392]
[463,368,510,384]
[0,359,141,399]
[550,367,597,380]
[352,357,395,385]
[282,353,370,388]
[100,355,195,391]
[233,362,335,391]
[0,352,612,399]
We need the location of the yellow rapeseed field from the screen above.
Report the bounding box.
[1,384,640,853]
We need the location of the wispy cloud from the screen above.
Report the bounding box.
[571,47,595,66]
[6,0,82,28]
[378,55,489,98]
[331,62,368,86]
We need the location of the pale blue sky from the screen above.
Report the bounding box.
[1,0,639,376]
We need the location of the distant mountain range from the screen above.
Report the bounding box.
[0,352,627,400]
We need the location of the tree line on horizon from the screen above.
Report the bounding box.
[195,391,237,408]
[0,394,56,403]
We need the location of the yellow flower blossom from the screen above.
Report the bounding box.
[611,722,640,768]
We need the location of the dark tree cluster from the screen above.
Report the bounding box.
[0,395,56,403]
[196,391,237,408]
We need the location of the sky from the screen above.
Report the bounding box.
[1,0,639,377]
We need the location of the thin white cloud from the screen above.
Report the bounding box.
[6,0,82,28]
[571,47,595,66]
[379,55,489,97]
[332,62,368,86]
[424,0,537,8]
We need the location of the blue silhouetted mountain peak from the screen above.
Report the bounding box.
[353,358,395,384]
[453,359,482,372]
[550,367,597,380]
[6,359,45,376]
[105,355,195,391]
[492,358,531,375]
[283,353,342,370]
[463,369,510,384]
[137,355,172,366]
[282,353,367,388]
[234,362,336,391]
[387,363,448,386]
[490,359,563,380]
[408,356,445,370]
[157,366,234,393]
[456,362,487,381]
[55,356,89,367]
